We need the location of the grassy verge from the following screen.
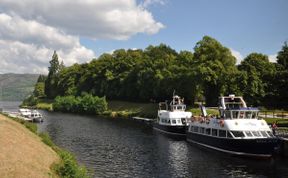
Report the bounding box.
[107,100,158,118]
[1,113,90,178]
[36,99,54,111]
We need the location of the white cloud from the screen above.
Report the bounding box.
[141,0,166,8]
[0,0,164,74]
[230,48,243,65]
[268,54,277,63]
[0,13,95,74]
[0,0,164,40]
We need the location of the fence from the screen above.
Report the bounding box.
[259,111,288,120]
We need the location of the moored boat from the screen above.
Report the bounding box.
[19,108,43,122]
[186,94,280,158]
[153,93,192,136]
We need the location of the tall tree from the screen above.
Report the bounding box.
[238,53,275,106]
[45,51,61,99]
[277,41,288,70]
[193,36,237,106]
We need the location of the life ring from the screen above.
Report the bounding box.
[219,119,224,127]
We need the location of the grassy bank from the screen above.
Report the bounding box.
[1,113,90,178]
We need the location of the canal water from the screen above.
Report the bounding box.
[1,102,288,177]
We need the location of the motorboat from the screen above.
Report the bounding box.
[186,94,279,158]
[153,93,192,136]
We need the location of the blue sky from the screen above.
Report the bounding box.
[0,0,287,74]
[84,0,288,61]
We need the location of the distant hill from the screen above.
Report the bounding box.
[0,74,39,101]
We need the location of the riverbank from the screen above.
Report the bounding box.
[0,114,59,177]
[33,99,219,119]
[0,113,90,178]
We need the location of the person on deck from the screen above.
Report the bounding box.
[272,122,277,135]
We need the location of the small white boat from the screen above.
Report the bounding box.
[31,110,43,122]
[19,108,43,122]
[19,108,32,118]
[153,93,192,136]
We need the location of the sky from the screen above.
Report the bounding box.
[0,0,287,74]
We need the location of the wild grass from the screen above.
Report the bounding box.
[2,113,90,178]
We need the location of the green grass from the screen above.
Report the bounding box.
[108,100,158,118]
[36,99,54,111]
[187,107,219,116]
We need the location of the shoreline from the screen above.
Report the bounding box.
[0,113,90,178]
[0,113,59,177]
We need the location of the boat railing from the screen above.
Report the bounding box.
[275,127,288,138]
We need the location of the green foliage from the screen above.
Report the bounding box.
[238,53,276,106]
[45,51,62,99]
[36,100,54,111]
[33,82,45,98]
[39,132,55,147]
[53,94,108,114]
[277,41,288,70]
[28,36,288,109]
[54,149,89,178]
[193,36,238,106]
[22,95,38,106]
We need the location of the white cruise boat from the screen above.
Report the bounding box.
[186,94,279,157]
[153,93,192,136]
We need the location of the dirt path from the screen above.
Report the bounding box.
[0,114,59,178]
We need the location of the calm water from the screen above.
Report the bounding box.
[1,102,288,177]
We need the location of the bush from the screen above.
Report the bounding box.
[21,95,38,107]
[54,149,89,178]
[53,94,108,115]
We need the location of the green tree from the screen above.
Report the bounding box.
[277,41,288,70]
[193,36,237,106]
[238,53,275,106]
[33,82,45,98]
[45,51,61,99]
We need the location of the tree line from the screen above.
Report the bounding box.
[30,36,288,108]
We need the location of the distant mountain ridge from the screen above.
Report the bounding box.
[0,73,39,101]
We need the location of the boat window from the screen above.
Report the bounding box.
[231,131,245,138]
[251,112,258,119]
[219,130,226,137]
[225,111,231,119]
[239,111,244,119]
[172,120,176,124]
[245,131,253,137]
[260,131,268,137]
[267,131,274,137]
[177,120,181,124]
[245,111,252,119]
[251,131,261,137]
[205,128,211,135]
[200,127,205,134]
[193,126,199,133]
[227,132,233,138]
[232,111,239,119]
[212,129,218,136]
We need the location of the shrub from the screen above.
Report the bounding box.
[53,94,108,115]
[54,149,89,178]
